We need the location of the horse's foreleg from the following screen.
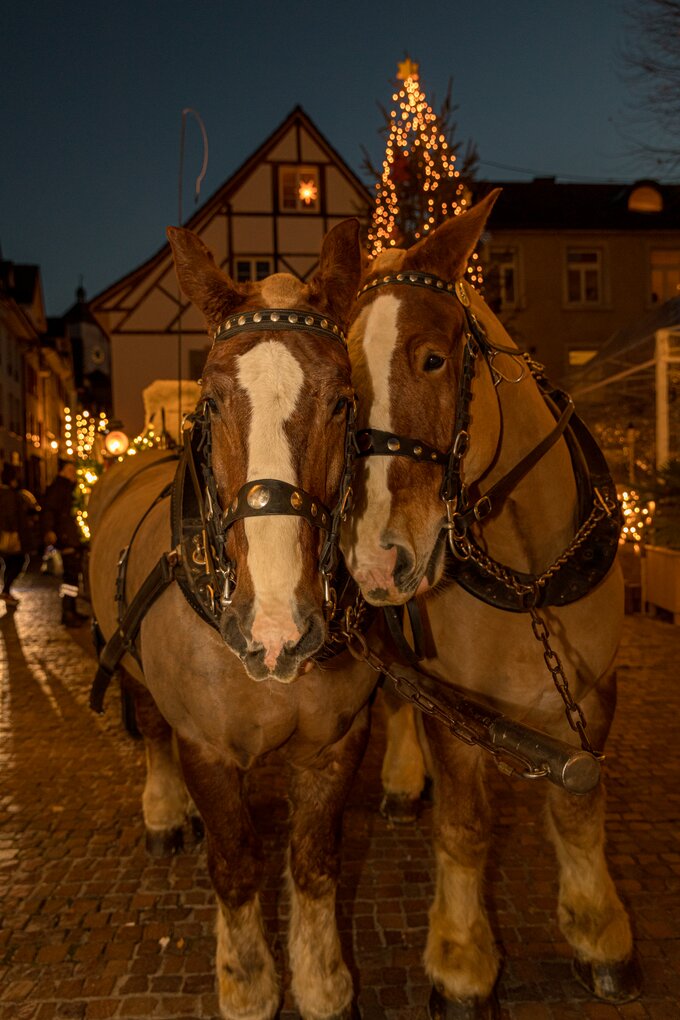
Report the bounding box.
[287,705,370,1020]
[124,673,190,856]
[178,737,279,1020]
[546,782,641,1002]
[380,691,427,824]
[422,724,500,1018]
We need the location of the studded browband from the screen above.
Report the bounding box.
[212,308,346,347]
[356,270,471,306]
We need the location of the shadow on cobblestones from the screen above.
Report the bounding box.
[1,569,678,1018]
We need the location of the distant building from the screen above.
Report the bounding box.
[63,284,112,413]
[0,261,74,491]
[483,178,680,383]
[90,110,680,435]
[90,106,372,435]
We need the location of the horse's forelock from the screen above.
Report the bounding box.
[258,274,309,308]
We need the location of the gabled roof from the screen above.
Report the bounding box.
[483,178,680,231]
[91,106,372,310]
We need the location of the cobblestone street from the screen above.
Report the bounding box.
[1,568,679,1019]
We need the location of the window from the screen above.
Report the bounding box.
[235,258,273,283]
[489,247,519,308]
[279,166,320,212]
[565,249,602,305]
[628,185,662,213]
[568,348,598,367]
[189,346,210,381]
[650,249,680,303]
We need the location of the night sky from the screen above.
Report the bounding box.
[2,0,652,316]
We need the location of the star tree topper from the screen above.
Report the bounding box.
[397,57,419,81]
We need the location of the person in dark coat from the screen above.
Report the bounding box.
[0,463,39,608]
[41,458,87,627]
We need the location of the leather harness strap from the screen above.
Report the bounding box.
[90,549,180,714]
[452,398,575,532]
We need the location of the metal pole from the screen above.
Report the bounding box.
[656,329,669,470]
[177,109,208,440]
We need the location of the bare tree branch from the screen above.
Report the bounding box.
[620,0,680,174]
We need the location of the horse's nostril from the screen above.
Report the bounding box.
[394,546,414,587]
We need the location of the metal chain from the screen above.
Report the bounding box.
[339,609,551,781]
[525,601,603,759]
[449,486,617,593]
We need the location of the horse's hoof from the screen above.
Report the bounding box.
[315,1004,361,1020]
[380,792,420,825]
[319,1005,360,1020]
[428,984,500,1020]
[145,825,184,858]
[572,953,643,1003]
[190,814,205,842]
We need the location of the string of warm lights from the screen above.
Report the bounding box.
[62,407,109,539]
[619,489,654,545]
[61,405,168,540]
[368,58,484,288]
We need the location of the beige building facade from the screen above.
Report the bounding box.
[483,179,680,384]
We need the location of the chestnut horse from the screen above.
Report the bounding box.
[88,220,375,1020]
[341,193,641,1018]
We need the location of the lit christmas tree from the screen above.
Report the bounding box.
[366,58,483,286]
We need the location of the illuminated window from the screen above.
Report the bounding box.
[189,346,210,381]
[235,258,272,283]
[565,249,602,305]
[650,249,680,303]
[489,247,519,308]
[568,348,598,367]
[279,166,320,212]
[628,185,663,213]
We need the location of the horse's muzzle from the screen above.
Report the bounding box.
[220,607,326,683]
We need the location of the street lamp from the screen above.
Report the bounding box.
[103,421,129,457]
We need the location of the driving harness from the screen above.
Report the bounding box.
[90,307,360,714]
[351,271,622,614]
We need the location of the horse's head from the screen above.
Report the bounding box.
[342,192,503,605]
[167,220,361,682]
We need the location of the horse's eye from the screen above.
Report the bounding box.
[205,397,219,415]
[423,353,445,372]
[333,396,348,416]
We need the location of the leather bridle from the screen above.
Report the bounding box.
[184,307,357,613]
[351,271,574,555]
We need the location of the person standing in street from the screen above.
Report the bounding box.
[40,458,87,627]
[0,463,40,609]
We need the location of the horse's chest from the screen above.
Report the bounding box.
[175,680,355,769]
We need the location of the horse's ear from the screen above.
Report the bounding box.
[167,226,243,330]
[308,218,363,329]
[404,189,501,280]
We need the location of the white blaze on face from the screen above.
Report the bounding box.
[237,341,304,668]
[349,294,401,586]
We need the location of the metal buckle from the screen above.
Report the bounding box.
[453,430,470,457]
[473,495,492,521]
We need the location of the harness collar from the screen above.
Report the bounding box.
[212,308,346,348]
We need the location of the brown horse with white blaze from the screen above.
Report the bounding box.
[341,192,641,1018]
[88,220,375,1020]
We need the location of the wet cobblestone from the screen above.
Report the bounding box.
[1,569,679,1018]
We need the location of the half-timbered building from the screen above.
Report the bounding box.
[90,106,372,435]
